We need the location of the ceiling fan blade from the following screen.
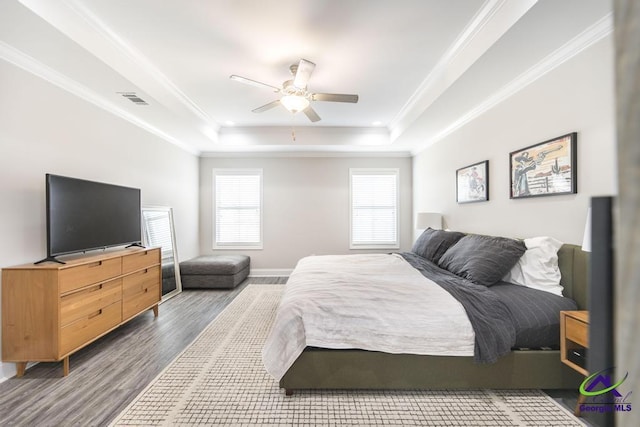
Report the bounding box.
[252,100,281,113]
[230,75,280,92]
[311,93,359,103]
[303,106,321,122]
[293,59,316,89]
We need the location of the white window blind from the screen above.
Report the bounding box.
[142,210,174,258]
[350,169,399,248]
[213,169,262,248]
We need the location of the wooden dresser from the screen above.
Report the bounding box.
[2,247,161,377]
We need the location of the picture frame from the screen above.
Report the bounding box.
[456,160,489,203]
[509,132,577,199]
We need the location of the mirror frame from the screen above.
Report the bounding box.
[141,206,182,302]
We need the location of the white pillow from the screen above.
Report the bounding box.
[502,236,564,296]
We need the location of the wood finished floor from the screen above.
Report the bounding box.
[0,277,287,427]
[0,276,582,426]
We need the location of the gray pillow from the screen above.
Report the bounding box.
[437,234,526,286]
[411,228,465,263]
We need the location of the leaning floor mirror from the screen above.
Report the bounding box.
[141,206,182,301]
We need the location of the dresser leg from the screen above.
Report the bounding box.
[15,362,27,377]
[152,304,159,317]
[62,357,70,376]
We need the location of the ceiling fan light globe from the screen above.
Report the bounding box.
[280,95,309,113]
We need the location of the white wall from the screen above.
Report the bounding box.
[0,61,200,381]
[199,156,412,271]
[408,36,616,244]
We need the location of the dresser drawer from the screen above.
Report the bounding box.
[565,316,588,347]
[122,266,160,320]
[122,249,160,274]
[59,258,122,294]
[60,279,122,327]
[60,301,121,356]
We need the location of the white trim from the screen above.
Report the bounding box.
[349,245,401,250]
[410,13,613,155]
[200,149,412,158]
[249,268,293,277]
[389,0,538,142]
[212,245,264,250]
[61,0,220,133]
[18,0,219,142]
[0,41,200,156]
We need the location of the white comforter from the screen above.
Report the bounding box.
[262,254,475,380]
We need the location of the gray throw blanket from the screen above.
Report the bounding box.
[399,252,516,363]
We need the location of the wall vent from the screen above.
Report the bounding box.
[117,92,148,105]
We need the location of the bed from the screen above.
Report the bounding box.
[263,231,588,395]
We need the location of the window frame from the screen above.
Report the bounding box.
[212,168,263,250]
[349,168,400,250]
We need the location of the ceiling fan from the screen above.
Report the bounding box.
[229,59,359,122]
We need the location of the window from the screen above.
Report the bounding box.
[142,209,174,258]
[213,169,262,249]
[350,168,399,249]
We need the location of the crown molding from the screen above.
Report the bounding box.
[410,13,613,156]
[60,0,219,134]
[389,0,538,142]
[0,41,200,156]
[200,147,412,158]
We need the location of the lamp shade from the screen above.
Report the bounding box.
[280,95,309,113]
[582,207,592,252]
[416,212,442,230]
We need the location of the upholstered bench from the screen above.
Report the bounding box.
[180,255,250,289]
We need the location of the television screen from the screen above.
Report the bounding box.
[46,174,141,257]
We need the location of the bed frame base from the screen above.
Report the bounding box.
[280,244,588,395]
[280,348,584,394]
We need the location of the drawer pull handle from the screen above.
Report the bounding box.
[88,261,103,268]
[88,309,102,319]
[144,287,149,293]
[90,284,103,293]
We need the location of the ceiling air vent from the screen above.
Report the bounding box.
[118,92,148,105]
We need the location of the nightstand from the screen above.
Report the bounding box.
[560,310,589,416]
[560,310,589,375]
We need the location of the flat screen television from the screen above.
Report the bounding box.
[39,174,142,263]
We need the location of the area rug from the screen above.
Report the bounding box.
[111,285,585,426]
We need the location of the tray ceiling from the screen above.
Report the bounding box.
[1,0,612,155]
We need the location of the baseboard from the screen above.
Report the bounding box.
[0,361,37,383]
[249,268,293,277]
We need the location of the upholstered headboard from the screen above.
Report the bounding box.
[557,243,589,310]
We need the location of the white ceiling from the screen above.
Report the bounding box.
[1,0,612,155]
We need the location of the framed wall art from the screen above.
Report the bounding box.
[456,160,489,203]
[509,132,577,199]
